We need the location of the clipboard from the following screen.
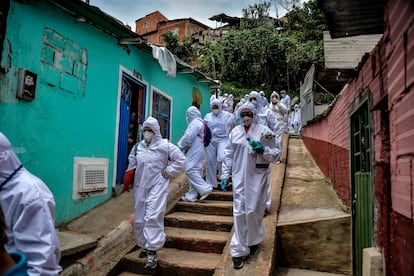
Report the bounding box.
[255,133,275,168]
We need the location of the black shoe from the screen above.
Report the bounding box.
[145,250,157,269]
[232,257,244,269]
[249,244,259,255]
[139,249,147,258]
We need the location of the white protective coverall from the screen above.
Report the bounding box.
[259,91,269,107]
[221,103,281,258]
[248,91,279,136]
[269,91,288,145]
[280,90,291,133]
[249,91,281,210]
[0,132,61,276]
[178,106,213,201]
[204,99,233,188]
[291,104,302,135]
[128,117,186,251]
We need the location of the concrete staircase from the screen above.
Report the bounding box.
[117,191,234,275]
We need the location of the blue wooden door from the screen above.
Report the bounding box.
[116,73,146,185]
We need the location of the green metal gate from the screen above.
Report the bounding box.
[350,101,373,276]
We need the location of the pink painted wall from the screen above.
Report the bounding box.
[303,0,414,274]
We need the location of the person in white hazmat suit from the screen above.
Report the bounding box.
[248,91,281,212]
[220,102,281,269]
[269,91,288,146]
[204,99,233,190]
[128,117,186,269]
[178,106,213,201]
[280,90,291,133]
[259,90,269,107]
[291,104,302,135]
[0,132,62,276]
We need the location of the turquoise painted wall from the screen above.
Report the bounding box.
[0,0,211,224]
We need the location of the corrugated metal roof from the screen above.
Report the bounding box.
[318,0,386,38]
[324,31,382,69]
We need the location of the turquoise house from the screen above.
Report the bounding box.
[0,0,217,224]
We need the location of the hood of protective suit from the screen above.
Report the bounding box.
[0,132,22,185]
[185,106,202,123]
[294,104,300,111]
[238,102,258,125]
[210,99,222,113]
[143,116,162,140]
[271,91,279,101]
[248,91,261,109]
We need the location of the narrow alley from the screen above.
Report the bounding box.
[59,135,351,276]
[2,1,413,275]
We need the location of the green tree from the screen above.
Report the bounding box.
[282,0,327,89]
[194,0,327,98]
[162,32,195,64]
[241,1,272,29]
[162,32,179,52]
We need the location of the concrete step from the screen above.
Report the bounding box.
[165,226,230,254]
[118,272,149,276]
[276,267,347,275]
[175,200,233,216]
[208,191,233,201]
[122,247,221,276]
[165,212,233,232]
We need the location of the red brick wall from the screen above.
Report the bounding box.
[159,20,207,46]
[159,21,187,44]
[303,0,414,274]
[135,11,167,36]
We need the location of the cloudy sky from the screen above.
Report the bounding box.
[91,0,285,29]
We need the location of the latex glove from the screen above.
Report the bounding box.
[252,141,265,154]
[220,179,229,192]
[248,139,259,148]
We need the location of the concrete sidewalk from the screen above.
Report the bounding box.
[59,171,189,275]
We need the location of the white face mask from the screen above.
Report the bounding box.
[143,131,154,143]
[272,98,277,104]
[212,109,219,115]
[241,116,253,126]
[250,100,257,106]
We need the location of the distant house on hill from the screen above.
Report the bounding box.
[135,11,210,47]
